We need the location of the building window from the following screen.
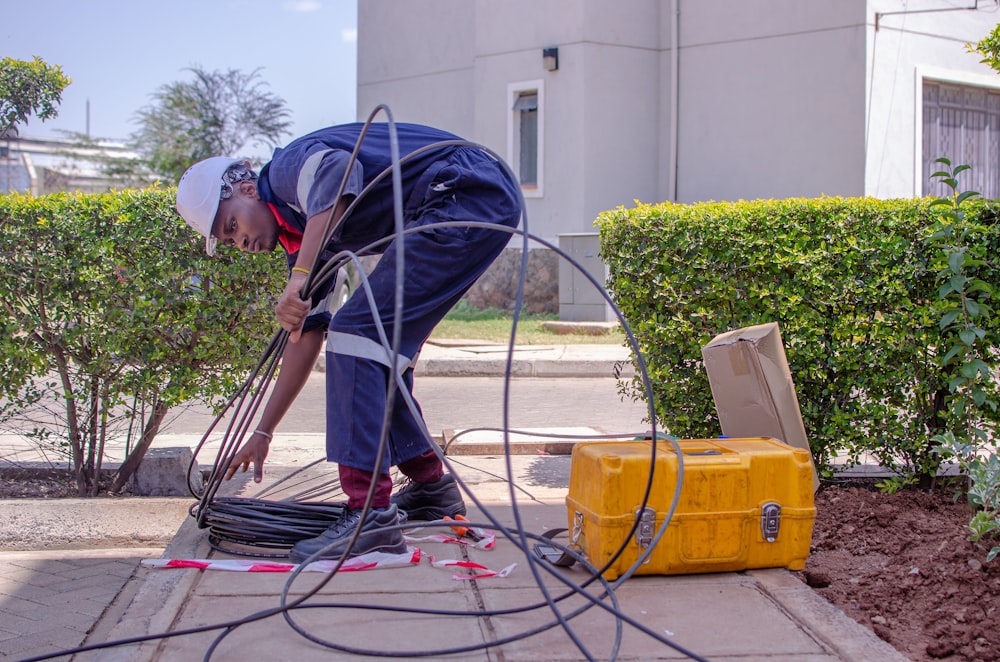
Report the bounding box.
[922,80,1000,199]
[513,92,538,186]
[507,80,544,197]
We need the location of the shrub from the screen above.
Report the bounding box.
[597,196,1000,480]
[0,187,286,494]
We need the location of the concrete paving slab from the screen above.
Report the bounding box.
[480,576,832,661]
[449,454,575,505]
[415,341,635,378]
[444,426,598,455]
[451,503,835,660]
[191,556,450,598]
[462,533,585,593]
[82,488,896,662]
[162,592,488,660]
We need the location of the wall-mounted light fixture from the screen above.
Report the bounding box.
[543,47,559,72]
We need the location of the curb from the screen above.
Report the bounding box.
[415,356,631,378]
[0,497,192,551]
[313,341,635,378]
[750,569,909,661]
[89,516,210,661]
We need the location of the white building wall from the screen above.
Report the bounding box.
[358,0,1000,229]
[579,22,662,220]
[675,1,868,203]
[358,0,664,246]
[468,0,573,245]
[865,0,1000,198]
[659,4,679,203]
[356,0,475,135]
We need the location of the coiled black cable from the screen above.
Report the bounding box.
[20,105,704,662]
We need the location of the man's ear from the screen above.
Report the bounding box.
[238,179,260,198]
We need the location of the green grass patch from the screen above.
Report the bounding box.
[430,301,623,345]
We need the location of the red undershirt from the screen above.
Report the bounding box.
[267,202,303,254]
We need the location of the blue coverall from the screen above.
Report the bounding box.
[257,123,521,475]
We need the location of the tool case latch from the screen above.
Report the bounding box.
[760,501,781,542]
[634,507,656,560]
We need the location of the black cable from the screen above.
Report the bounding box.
[25,229,695,661]
[182,109,686,658]
[281,219,687,589]
[258,224,673,659]
[268,109,605,662]
[200,132,693,658]
[263,171,694,657]
[22,107,705,661]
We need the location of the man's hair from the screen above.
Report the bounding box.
[221,160,258,200]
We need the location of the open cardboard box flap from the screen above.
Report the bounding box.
[701,322,819,489]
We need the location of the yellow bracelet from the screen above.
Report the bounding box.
[291,266,310,276]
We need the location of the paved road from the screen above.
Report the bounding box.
[158,373,654,440]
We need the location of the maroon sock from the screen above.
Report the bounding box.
[338,465,392,510]
[397,449,444,484]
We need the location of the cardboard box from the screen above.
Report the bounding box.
[701,322,818,489]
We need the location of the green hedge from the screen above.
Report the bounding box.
[0,187,286,492]
[597,196,1000,477]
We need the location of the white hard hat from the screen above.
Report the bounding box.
[176,156,241,256]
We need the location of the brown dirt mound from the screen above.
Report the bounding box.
[0,468,118,498]
[800,483,1000,661]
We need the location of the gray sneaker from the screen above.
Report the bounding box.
[289,504,406,563]
[390,473,467,521]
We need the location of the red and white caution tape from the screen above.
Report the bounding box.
[142,547,421,573]
[403,527,495,550]
[429,557,517,580]
[143,529,516,580]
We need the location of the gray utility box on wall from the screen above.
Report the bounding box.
[558,233,613,322]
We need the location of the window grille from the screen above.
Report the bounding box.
[922,80,1000,199]
[514,92,538,186]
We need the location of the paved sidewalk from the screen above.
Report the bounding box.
[0,343,907,661]
[0,498,190,661]
[0,548,163,661]
[86,457,902,662]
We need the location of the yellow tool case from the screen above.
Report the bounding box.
[565,437,816,580]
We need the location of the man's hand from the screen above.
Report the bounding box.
[225,431,272,482]
[276,271,310,342]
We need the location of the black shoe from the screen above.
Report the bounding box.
[289,504,406,564]
[390,473,467,521]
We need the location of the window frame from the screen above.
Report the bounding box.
[507,79,545,198]
[915,66,1000,198]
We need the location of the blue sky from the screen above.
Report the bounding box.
[4,0,358,158]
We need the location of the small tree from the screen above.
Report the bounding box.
[929,25,1000,562]
[0,56,71,138]
[927,159,1000,561]
[969,23,1000,74]
[132,66,292,181]
[0,189,286,495]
